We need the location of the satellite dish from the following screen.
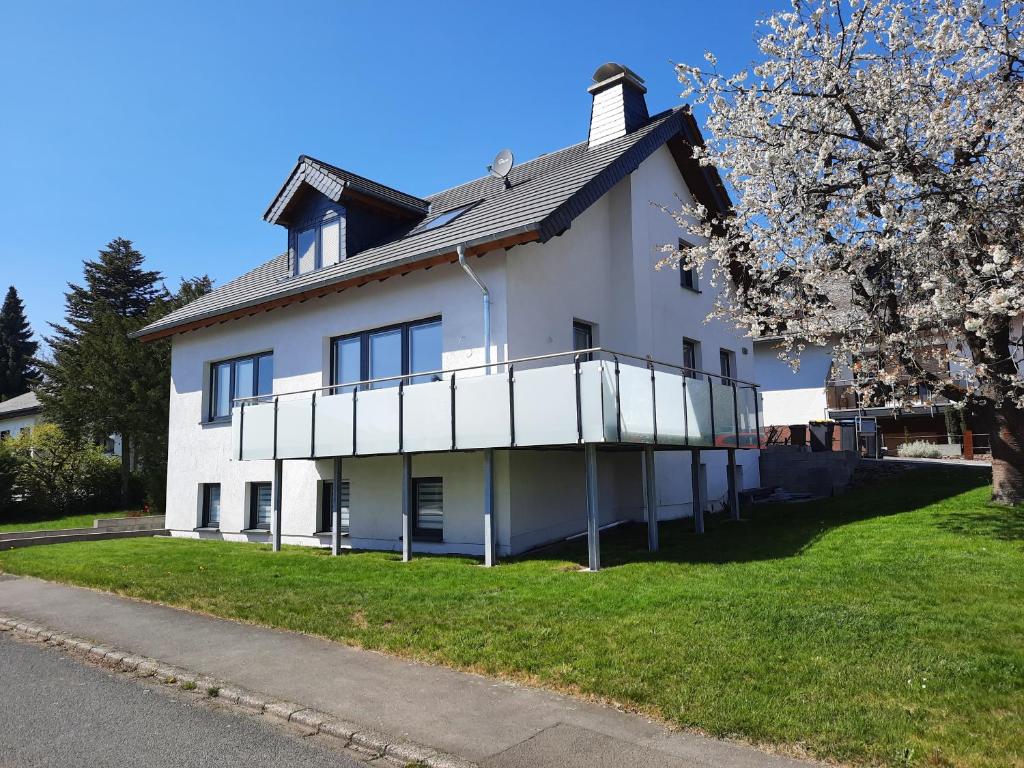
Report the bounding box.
[488,149,514,188]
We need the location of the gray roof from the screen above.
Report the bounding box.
[138,107,719,340]
[264,155,430,225]
[0,391,40,418]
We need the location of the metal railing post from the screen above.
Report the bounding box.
[238,401,245,461]
[649,358,658,444]
[309,391,317,459]
[450,371,457,451]
[732,382,740,449]
[508,365,516,446]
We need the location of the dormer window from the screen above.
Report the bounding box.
[294,213,342,276]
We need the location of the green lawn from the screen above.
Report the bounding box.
[1,469,1020,767]
[0,509,139,533]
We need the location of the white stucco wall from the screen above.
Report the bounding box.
[753,341,832,426]
[165,144,760,555]
[0,411,43,438]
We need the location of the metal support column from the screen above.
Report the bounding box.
[691,449,704,535]
[483,448,496,567]
[401,453,412,562]
[644,446,659,552]
[331,456,342,556]
[271,458,283,552]
[727,448,740,521]
[584,443,601,572]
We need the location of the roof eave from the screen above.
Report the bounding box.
[133,224,542,342]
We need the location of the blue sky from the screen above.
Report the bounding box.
[0,0,782,341]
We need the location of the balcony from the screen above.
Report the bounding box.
[231,348,763,461]
[826,377,954,415]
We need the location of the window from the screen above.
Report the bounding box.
[320,480,350,534]
[412,477,443,541]
[683,339,699,377]
[293,214,342,275]
[678,239,699,291]
[331,318,441,392]
[719,349,736,384]
[249,482,273,530]
[209,352,273,421]
[201,484,221,529]
[414,204,473,234]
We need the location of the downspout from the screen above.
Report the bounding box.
[458,243,497,566]
[457,244,490,372]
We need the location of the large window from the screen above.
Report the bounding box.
[209,352,273,421]
[249,482,273,530]
[294,214,342,275]
[201,483,221,529]
[413,477,443,541]
[331,318,441,392]
[320,480,351,534]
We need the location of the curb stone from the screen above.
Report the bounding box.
[0,612,474,767]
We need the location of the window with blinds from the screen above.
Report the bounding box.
[249,482,272,530]
[413,477,443,541]
[201,483,221,528]
[320,480,350,534]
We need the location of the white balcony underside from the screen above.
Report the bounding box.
[233,360,762,461]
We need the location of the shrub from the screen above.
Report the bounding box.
[5,424,121,516]
[897,440,943,459]
[0,441,17,514]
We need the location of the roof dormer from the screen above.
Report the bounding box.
[264,156,429,276]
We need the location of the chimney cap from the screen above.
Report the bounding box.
[588,62,646,93]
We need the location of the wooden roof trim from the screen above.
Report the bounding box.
[136,230,540,343]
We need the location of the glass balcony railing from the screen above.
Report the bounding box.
[231,348,763,461]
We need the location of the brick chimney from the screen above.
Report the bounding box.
[587,63,649,149]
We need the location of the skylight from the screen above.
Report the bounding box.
[415,204,473,233]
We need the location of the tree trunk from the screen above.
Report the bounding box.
[987,403,1024,506]
[120,433,131,508]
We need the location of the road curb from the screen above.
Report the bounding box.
[0,614,476,768]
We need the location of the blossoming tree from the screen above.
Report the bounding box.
[667,0,1024,503]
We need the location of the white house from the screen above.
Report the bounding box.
[0,390,124,455]
[135,64,763,570]
[0,392,44,440]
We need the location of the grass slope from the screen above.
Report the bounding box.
[0,469,1020,767]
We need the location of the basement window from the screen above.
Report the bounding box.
[413,477,443,541]
[319,480,351,534]
[201,483,221,529]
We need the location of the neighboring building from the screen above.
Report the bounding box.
[0,390,124,455]
[755,321,1024,455]
[135,63,763,568]
[0,391,44,440]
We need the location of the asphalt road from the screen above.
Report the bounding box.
[0,634,365,768]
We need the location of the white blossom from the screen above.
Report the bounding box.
[661,0,1024,412]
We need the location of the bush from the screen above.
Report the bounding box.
[897,440,943,459]
[4,424,121,516]
[0,441,17,514]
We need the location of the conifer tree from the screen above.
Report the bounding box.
[0,286,39,400]
[37,238,211,508]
